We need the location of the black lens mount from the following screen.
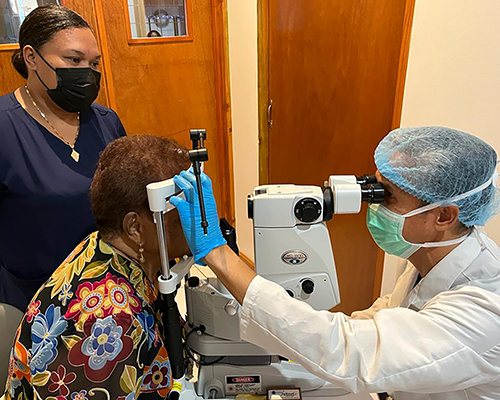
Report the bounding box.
[361,183,385,204]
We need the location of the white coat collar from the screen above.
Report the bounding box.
[400,228,483,310]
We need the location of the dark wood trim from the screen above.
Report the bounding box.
[93,0,118,110]
[211,0,235,224]
[373,0,416,301]
[257,0,270,185]
[391,0,416,129]
[239,252,255,269]
[126,37,194,45]
[0,44,19,52]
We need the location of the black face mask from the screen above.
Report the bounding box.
[34,49,101,113]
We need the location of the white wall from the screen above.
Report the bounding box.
[381,0,500,295]
[226,0,500,280]
[227,0,259,260]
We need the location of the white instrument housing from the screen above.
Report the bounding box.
[250,184,340,310]
[328,175,363,214]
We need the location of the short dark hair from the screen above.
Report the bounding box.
[91,135,191,239]
[12,5,91,79]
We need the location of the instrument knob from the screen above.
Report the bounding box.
[295,198,322,223]
[301,279,315,295]
[224,300,239,316]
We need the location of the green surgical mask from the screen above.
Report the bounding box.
[365,172,498,258]
[367,204,470,258]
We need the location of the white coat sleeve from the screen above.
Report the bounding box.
[240,275,500,394]
[351,260,414,319]
[350,293,391,319]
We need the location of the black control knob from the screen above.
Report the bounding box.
[294,198,322,223]
[247,196,254,219]
[187,276,200,287]
[301,279,315,295]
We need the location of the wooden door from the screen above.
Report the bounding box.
[0,0,233,222]
[260,0,415,314]
[66,0,233,221]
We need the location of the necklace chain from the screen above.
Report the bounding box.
[24,85,81,162]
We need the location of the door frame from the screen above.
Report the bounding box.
[257,0,416,299]
[210,0,235,225]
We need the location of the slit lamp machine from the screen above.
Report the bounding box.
[146,130,385,399]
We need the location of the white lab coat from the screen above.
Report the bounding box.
[240,228,500,400]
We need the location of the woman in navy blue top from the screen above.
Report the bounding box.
[0,5,126,315]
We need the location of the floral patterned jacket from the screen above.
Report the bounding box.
[4,232,172,400]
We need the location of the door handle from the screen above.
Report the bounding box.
[267,99,273,129]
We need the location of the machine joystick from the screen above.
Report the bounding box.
[187,276,200,287]
[301,279,315,295]
[224,300,239,316]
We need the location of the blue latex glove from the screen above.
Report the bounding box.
[170,170,227,263]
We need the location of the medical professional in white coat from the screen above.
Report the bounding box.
[170,126,500,400]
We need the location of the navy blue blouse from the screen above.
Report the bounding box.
[0,92,126,311]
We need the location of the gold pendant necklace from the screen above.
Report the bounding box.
[25,85,81,162]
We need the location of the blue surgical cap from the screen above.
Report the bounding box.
[375,126,499,227]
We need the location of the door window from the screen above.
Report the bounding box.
[127,0,189,42]
[1,0,60,45]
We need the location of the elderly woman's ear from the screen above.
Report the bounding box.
[121,211,145,244]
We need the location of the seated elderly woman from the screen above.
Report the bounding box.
[4,135,190,400]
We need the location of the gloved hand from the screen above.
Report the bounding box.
[170,170,227,263]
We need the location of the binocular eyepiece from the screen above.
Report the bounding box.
[321,174,386,220]
[357,175,385,204]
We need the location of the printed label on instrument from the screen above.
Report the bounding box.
[281,250,308,265]
[267,388,302,400]
[225,375,262,394]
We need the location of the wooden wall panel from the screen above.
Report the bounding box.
[0,51,25,95]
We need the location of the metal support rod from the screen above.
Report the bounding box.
[192,161,209,235]
[189,129,209,236]
[153,211,171,279]
[160,292,184,379]
[153,211,184,380]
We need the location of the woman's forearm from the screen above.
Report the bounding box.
[203,245,257,304]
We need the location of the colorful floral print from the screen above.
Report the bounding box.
[30,304,67,375]
[65,273,142,332]
[58,283,74,307]
[68,315,134,382]
[70,389,88,400]
[48,365,77,397]
[136,311,155,349]
[4,233,172,400]
[26,300,41,323]
[47,233,98,299]
[141,347,171,397]
[7,337,30,397]
[103,274,142,316]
